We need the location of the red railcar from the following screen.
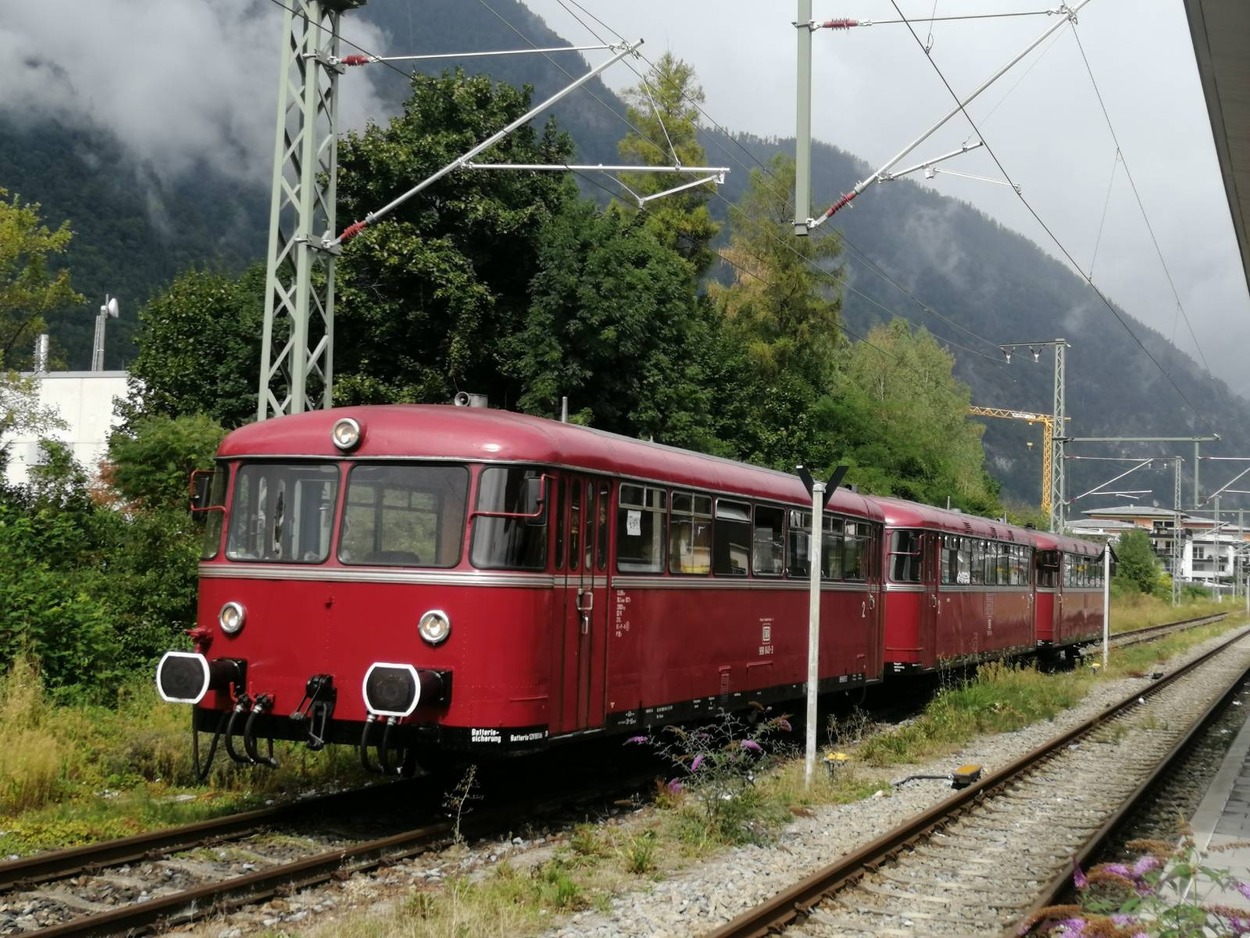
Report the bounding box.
[157,405,885,774]
[1030,530,1105,659]
[874,497,1037,674]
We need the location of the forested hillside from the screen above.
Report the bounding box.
[2,0,1244,507]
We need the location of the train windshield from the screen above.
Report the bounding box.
[340,464,468,567]
[226,463,339,563]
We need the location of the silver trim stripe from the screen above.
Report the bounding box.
[198,564,878,593]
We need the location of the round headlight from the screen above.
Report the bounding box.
[417,610,451,646]
[219,601,246,635]
[331,417,362,452]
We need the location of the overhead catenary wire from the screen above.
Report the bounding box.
[538,0,1018,364]
[884,0,1220,438]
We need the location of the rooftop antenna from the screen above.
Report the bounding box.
[92,295,119,372]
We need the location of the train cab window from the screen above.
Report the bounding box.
[199,465,230,560]
[670,492,712,575]
[226,463,339,563]
[714,499,751,576]
[753,505,785,576]
[470,466,548,570]
[339,464,468,567]
[617,484,667,573]
[889,530,922,583]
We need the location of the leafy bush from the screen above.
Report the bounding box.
[627,708,794,846]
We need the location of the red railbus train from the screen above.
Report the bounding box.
[1030,530,1106,661]
[157,405,887,775]
[877,497,1038,674]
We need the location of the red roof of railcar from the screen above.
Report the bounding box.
[870,496,1031,543]
[219,405,885,521]
[1030,531,1102,556]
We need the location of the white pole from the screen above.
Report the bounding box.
[1102,544,1111,669]
[804,482,825,788]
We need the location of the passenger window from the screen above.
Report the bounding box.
[788,510,811,577]
[822,516,844,580]
[841,520,867,581]
[889,530,922,583]
[753,505,785,576]
[616,484,667,573]
[714,499,750,576]
[670,492,712,575]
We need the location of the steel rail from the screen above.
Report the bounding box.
[705,627,1250,938]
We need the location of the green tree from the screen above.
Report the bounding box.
[333,70,578,408]
[617,53,720,277]
[105,414,226,511]
[832,320,1000,512]
[0,443,121,693]
[708,154,846,471]
[507,200,726,452]
[0,189,83,369]
[1112,528,1161,595]
[123,265,264,429]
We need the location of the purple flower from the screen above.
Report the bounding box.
[1230,916,1250,935]
[1102,863,1132,879]
[1110,915,1136,926]
[690,754,706,772]
[666,778,683,794]
[740,739,763,753]
[1132,855,1160,878]
[1072,861,1089,890]
[777,719,792,732]
[1237,881,1250,903]
[1055,919,1086,935]
[625,735,648,745]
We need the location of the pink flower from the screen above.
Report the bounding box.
[1237,881,1250,903]
[1132,855,1160,878]
[666,779,683,794]
[1072,860,1089,890]
[777,719,792,732]
[740,739,762,753]
[690,754,706,772]
[625,735,648,745]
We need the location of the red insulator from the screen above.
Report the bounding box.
[341,54,372,66]
[821,18,858,30]
[340,220,368,242]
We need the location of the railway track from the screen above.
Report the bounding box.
[0,748,659,938]
[705,626,1250,938]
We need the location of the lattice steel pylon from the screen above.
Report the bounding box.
[258,0,366,420]
[968,406,1054,517]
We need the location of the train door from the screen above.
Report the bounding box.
[558,476,610,731]
[921,530,940,667]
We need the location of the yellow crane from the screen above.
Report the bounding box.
[968,405,1054,516]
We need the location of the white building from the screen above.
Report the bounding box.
[5,371,129,486]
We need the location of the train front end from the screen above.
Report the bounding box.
[155,406,555,777]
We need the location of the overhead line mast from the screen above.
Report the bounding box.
[258,0,364,420]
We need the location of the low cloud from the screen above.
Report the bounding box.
[0,0,387,182]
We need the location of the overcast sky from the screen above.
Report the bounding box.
[521,0,1249,392]
[2,0,1245,393]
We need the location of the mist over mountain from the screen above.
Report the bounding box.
[1,0,1245,510]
